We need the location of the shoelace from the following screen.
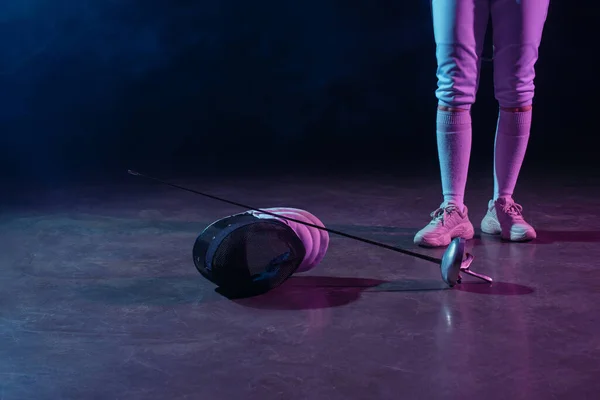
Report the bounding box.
[430,205,461,225]
[500,201,524,218]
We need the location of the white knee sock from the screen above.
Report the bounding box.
[493,109,532,200]
[436,109,472,211]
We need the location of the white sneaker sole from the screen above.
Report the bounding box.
[414,223,475,248]
[481,216,536,242]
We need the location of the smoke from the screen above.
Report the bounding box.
[0,0,433,180]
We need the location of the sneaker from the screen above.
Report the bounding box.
[481,197,536,241]
[414,202,475,247]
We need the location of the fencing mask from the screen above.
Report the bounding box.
[193,207,329,296]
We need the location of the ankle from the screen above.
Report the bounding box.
[493,195,513,202]
[443,199,466,213]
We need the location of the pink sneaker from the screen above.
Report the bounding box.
[481,197,537,242]
[414,202,475,248]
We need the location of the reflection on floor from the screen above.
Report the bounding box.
[1,173,598,400]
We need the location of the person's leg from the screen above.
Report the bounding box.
[481,0,550,241]
[433,0,490,211]
[415,0,489,247]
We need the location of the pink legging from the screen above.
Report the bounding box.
[432,0,550,109]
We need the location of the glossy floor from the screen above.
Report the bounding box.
[1,173,598,399]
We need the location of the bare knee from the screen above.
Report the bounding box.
[438,105,470,112]
[500,105,532,112]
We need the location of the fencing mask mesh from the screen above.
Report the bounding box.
[193,208,328,296]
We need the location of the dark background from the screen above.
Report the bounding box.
[0,1,596,185]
